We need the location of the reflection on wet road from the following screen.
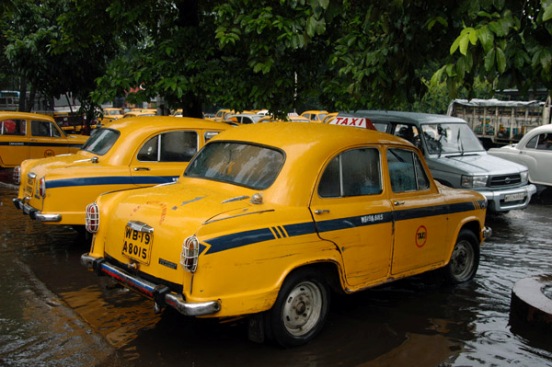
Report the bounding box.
[1,179,551,367]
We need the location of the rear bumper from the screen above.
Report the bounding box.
[12,198,61,222]
[81,253,221,317]
[480,184,537,212]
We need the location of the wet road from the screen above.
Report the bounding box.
[1,175,552,367]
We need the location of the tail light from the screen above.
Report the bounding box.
[38,177,46,197]
[13,166,21,185]
[85,203,100,233]
[181,235,199,273]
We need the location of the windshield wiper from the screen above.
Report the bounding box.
[457,128,464,156]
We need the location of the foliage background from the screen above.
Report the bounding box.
[1,0,550,119]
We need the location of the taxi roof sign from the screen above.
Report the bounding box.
[327,116,376,130]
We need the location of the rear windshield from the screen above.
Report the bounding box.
[185,141,285,190]
[81,128,120,155]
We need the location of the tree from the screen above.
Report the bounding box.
[2,0,119,125]
[433,0,552,100]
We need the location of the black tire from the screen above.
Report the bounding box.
[266,268,330,347]
[444,229,480,284]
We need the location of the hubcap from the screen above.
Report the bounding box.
[282,281,323,337]
[451,240,474,280]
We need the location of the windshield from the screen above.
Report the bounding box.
[81,128,120,155]
[185,142,285,190]
[421,123,484,155]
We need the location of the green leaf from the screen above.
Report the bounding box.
[459,34,470,56]
[477,26,494,53]
[544,2,552,22]
[496,47,506,73]
[484,48,496,71]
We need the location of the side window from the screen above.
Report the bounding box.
[536,133,552,151]
[318,148,382,198]
[387,148,429,193]
[0,119,25,135]
[526,135,538,149]
[137,131,199,162]
[393,123,421,147]
[160,131,198,162]
[31,120,50,136]
[137,135,159,161]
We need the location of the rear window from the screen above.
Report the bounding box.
[185,142,284,190]
[81,128,120,155]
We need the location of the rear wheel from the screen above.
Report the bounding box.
[266,269,330,347]
[444,229,480,284]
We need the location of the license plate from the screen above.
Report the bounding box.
[24,178,34,196]
[24,184,33,196]
[504,192,525,202]
[122,226,153,265]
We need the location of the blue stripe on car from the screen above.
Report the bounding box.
[45,176,178,188]
[202,202,477,255]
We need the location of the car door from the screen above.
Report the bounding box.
[310,146,394,288]
[130,130,200,186]
[386,147,450,275]
[29,119,67,159]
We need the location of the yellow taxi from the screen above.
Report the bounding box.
[0,111,88,168]
[13,116,229,233]
[81,122,491,347]
[122,109,157,118]
[100,107,124,124]
[300,109,329,122]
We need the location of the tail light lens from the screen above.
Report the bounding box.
[85,203,100,233]
[38,177,46,197]
[13,166,21,185]
[181,235,199,273]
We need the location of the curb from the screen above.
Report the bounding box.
[510,274,552,336]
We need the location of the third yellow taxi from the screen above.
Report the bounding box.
[81,122,491,347]
[13,116,229,233]
[1,111,88,168]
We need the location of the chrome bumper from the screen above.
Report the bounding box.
[481,184,537,213]
[12,198,61,222]
[80,253,221,317]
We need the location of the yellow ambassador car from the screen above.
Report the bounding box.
[13,116,229,232]
[81,123,491,347]
[0,111,88,168]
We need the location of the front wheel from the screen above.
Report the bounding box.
[443,229,480,284]
[266,269,330,347]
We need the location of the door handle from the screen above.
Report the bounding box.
[314,209,330,215]
[393,201,405,206]
[133,167,150,171]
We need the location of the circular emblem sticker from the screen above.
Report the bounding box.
[44,149,55,157]
[415,225,427,248]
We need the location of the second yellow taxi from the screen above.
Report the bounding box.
[13,116,229,232]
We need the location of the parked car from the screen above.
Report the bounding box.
[13,116,229,233]
[329,111,537,213]
[226,113,263,125]
[81,122,491,347]
[100,107,124,124]
[0,111,88,168]
[488,124,552,189]
[300,110,329,122]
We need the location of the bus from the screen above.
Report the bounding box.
[0,90,20,111]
